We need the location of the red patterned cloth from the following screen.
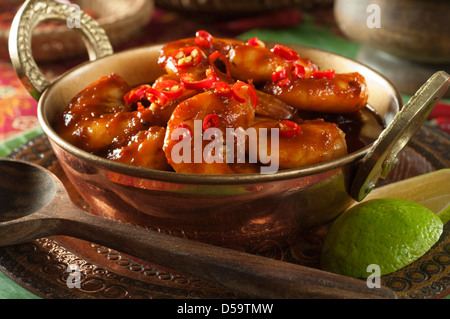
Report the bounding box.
[0,60,39,140]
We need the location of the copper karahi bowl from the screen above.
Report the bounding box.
[9,0,410,252]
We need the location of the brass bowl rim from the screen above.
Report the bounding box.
[37,43,403,185]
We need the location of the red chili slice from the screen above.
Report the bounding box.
[171,46,204,70]
[247,36,265,48]
[276,77,291,87]
[272,68,287,83]
[272,68,292,87]
[278,120,302,138]
[203,113,220,131]
[231,81,258,108]
[208,51,231,78]
[123,84,150,105]
[246,82,259,108]
[271,44,299,61]
[180,68,218,91]
[153,80,184,99]
[213,81,232,98]
[312,69,336,79]
[144,87,168,106]
[195,30,213,49]
[172,123,192,140]
[292,63,306,79]
[137,101,145,112]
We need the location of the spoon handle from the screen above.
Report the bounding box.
[58,207,396,299]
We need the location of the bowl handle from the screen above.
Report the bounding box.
[350,71,450,202]
[8,0,114,101]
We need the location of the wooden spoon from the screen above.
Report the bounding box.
[0,158,396,299]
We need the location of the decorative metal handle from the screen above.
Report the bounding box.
[8,0,113,100]
[351,70,450,202]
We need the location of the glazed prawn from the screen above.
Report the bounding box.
[255,89,298,121]
[163,81,257,175]
[250,116,348,169]
[107,127,172,171]
[264,72,368,113]
[53,74,134,153]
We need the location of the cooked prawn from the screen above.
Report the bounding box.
[255,89,298,121]
[225,42,319,84]
[264,72,368,113]
[107,127,172,171]
[250,116,348,169]
[53,74,132,153]
[163,82,256,174]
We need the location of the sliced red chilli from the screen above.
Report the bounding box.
[277,120,302,138]
[195,30,213,49]
[271,44,300,61]
[153,80,184,99]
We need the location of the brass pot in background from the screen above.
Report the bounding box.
[334,0,450,64]
[334,0,450,96]
[0,0,153,62]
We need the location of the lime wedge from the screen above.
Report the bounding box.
[352,169,450,220]
[356,169,449,202]
[422,195,450,224]
[321,170,450,278]
[320,198,443,278]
